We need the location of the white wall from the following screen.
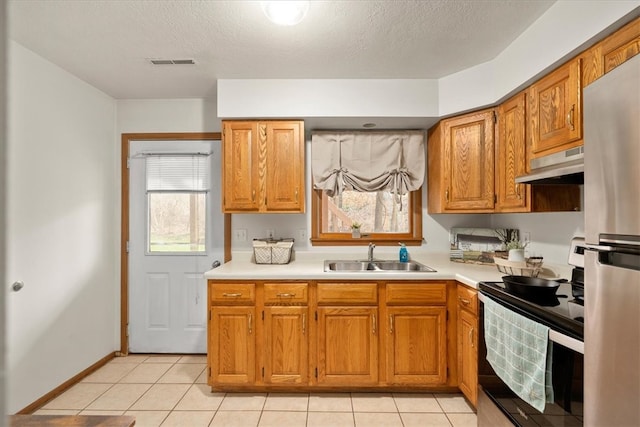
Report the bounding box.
[6,42,117,413]
[1,0,7,421]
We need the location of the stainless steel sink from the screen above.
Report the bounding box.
[324,260,436,272]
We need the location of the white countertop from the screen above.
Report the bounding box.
[204,251,571,289]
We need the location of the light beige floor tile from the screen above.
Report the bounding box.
[177,355,207,364]
[174,384,225,410]
[308,393,353,412]
[130,384,191,410]
[111,355,148,364]
[219,393,267,411]
[195,369,208,384]
[32,409,80,415]
[307,411,355,427]
[434,394,474,413]
[446,413,478,427]
[124,410,170,427]
[351,393,398,413]
[79,410,125,416]
[157,363,206,383]
[264,393,309,411]
[120,363,173,383]
[393,393,442,413]
[144,355,182,364]
[159,410,215,426]
[210,410,261,427]
[82,362,139,383]
[258,411,307,427]
[401,412,453,427]
[86,383,151,410]
[354,412,403,427]
[41,383,112,410]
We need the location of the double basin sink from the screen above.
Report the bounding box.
[324,259,436,273]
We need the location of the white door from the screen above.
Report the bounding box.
[128,140,223,353]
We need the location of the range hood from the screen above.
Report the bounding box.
[516,146,584,184]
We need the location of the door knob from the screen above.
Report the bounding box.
[12,281,24,292]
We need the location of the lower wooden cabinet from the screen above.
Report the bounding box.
[263,306,309,385]
[208,280,460,391]
[457,284,479,406]
[209,306,256,385]
[317,307,379,386]
[386,306,447,385]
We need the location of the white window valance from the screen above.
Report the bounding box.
[311,131,425,197]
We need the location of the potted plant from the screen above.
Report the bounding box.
[351,222,362,238]
[505,237,528,262]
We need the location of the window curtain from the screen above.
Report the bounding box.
[145,154,211,192]
[311,131,425,197]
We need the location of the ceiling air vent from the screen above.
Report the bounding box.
[150,59,196,65]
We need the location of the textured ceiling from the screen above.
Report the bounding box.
[8,0,556,99]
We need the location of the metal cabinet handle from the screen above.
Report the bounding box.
[389,315,394,334]
[248,313,253,335]
[372,314,377,335]
[223,293,242,297]
[295,189,298,202]
[458,296,471,305]
[567,104,575,130]
[276,293,296,298]
[470,327,475,348]
[445,189,449,202]
[252,190,256,202]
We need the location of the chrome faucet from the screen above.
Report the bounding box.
[368,242,376,261]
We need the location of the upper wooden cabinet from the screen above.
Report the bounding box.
[222,120,305,213]
[528,58,582,158]
[496,92,581,213]
[496,93,528,212]
[582,17,640,87]
[428,109,496,213]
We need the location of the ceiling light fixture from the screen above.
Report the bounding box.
[261,1,309,26]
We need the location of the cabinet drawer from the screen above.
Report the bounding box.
[264,283,308,304]
[317,283,378,305]
[457,284,478,315]
[210,283,256,305]
[385,283,447,305]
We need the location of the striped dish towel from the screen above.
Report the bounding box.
[483,296,554,413]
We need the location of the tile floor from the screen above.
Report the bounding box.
[33,355,477,427]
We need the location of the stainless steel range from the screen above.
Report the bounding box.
[477,238,586,426]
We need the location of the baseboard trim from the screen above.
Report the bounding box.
[17,352,117,414]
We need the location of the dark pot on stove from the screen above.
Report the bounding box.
[502,275,561,299]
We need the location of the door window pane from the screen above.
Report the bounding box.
[148,192,206,253]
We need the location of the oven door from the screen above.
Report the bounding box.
[478,293,584,427]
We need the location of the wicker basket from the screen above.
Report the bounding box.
[253,238,294,264]
[493,257,544,277]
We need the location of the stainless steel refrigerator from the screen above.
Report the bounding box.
[584,53,640,425]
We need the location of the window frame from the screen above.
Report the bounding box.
[310,188,423,246]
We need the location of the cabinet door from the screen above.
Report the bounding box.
[386,307,447,385]
[209,306,255,385]
[223,121,260,211]
[529,58,582,158]
[317,307,378,386]
[265,121,305,212]
[263,306,309,385]
[442,110,495,211]
[496,92,529,212]
[458,308,478,406]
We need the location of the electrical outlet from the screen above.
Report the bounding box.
[234,229,247,242]
[266,229,275,239]
[298,228,307,241]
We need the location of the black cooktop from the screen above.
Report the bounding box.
[479,280,584,341]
